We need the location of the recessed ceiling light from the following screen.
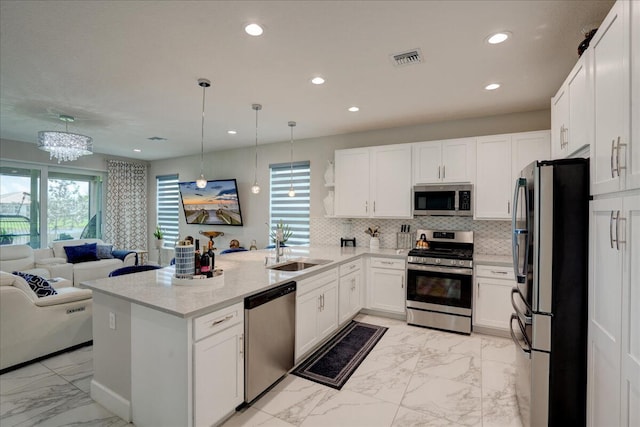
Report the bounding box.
[487,32,511,44]
[485,83,501,91]
[227,130,237,135]
[311,77,325,85]
[348,106,360,112]
[133,149,141,153]
[245,23,263,36]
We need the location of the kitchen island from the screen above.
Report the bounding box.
[81,245,405,427]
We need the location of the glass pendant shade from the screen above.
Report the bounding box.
[196,78,211,189]
[38,115,93,163]
[251,104,262,195]
[288,121,296,197]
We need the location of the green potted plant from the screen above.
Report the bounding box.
[153,225,165,249]
[268,220,292,246]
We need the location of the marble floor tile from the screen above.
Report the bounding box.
[481,359,516,394]
[392,406,468,427]
[251,375,331,426]
[481,335,516,365]
[0,374,85,427]
[39,345,93,375]
[222,406,297,427]
[401,373,482,426]
[482,388,523,427]
[13,394,130,427]
[300,389,398,427]
[413,348,481,388]
[0,364,54,395]
[422,332,482,358]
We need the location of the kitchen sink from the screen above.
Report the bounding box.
[267,258,332,272]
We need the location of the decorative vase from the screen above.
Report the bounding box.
[324,160,334,185]
[323,190,334,216]
[155,239,164,249]
[369,237,380,249]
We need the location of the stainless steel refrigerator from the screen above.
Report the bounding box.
[510,158,589,427]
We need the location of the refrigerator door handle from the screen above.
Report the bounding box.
[511,288,532,324]
[510,314,531,359]
[512,177,528,283]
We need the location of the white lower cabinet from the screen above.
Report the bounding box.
[194,321,244,427]
[367,257,406,315]
[129,301,244,427]
[588,192,640,427]
[295,268,339,362]
[338,259,362,324]
[473,264,515,333]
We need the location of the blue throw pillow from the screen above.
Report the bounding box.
[96,244,114,259]
[64,243,99,263]
[12,271,58,297]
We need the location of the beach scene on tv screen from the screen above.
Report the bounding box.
[179,180,243,225]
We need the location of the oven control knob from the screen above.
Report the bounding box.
[459,260,464,266]
[450,259,455,265]
[435,258,441,264]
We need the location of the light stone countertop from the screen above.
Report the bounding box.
[81,245,407,319]
[474,253,513,267]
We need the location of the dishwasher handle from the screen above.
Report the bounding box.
[245,281,296,309]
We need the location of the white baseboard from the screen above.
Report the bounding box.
[91,379,131,422]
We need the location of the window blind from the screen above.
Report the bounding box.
[156,174,179,248]
[269,161,310,246]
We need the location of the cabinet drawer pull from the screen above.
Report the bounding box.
[211,314,234,327]
[239,333,244,357]
[611,139,616,178]
[442,165,446,179]
[490,270,508,275]
[617,137,626,175]
[438,166,441,179]
[609,211,616,249]
[616,211,625,251]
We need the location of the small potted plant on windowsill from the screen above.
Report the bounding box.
[153,225,165,249]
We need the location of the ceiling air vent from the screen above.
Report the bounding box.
[390,49,423,67]
[147,136,167,141]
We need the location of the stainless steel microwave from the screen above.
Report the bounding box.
[413,184,473,216]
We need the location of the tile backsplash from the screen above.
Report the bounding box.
[310,216,511,255]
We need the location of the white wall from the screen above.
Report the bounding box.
[149,109,550,254]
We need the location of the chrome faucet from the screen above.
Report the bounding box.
[274,229,283,263]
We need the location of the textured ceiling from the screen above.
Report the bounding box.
[0,0,614,160]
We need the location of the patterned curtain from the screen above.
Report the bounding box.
[104,160,147,250]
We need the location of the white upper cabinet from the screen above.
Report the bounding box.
[590,0,632,194]
[334,144,412,218]
[412,138,476,185]
[512,131,551,183]
[334,148,370,217]
[475,131,550,220]
[630,0,640,191]
[551,56,588,159]
[475,134,512,219]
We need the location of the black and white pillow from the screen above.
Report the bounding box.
[12,272,58,297]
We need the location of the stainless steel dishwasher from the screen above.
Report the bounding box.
[244,281,296,403]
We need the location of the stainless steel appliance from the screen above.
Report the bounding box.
[413,184,473,216]
[406,230,474,334]
[510,159,589,427]
[244,281,296,403]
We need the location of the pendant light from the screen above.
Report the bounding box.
[288,121,296,197]
[196,78,211,189]
[250,104,262,194]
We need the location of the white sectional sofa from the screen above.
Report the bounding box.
[47,239,137,286]
[0,240,137,287]
[0,271,93,371]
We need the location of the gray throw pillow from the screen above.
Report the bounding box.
[96,244,114,259]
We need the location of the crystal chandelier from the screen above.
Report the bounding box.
[196,78,211,189]
[37,115,93,163]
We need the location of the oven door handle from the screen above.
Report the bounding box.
[511,288,532,325]
[510,314,532,359]
[407,264,473,276]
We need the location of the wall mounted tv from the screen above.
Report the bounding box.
[178,179,244,226]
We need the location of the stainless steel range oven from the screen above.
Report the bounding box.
[406,229,474,334]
